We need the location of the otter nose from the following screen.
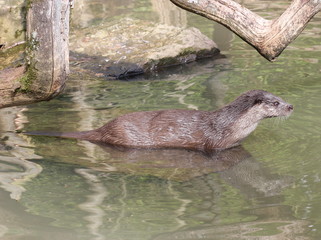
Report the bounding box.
[288,105,293,111]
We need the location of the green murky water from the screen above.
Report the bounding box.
[1,0,321,239]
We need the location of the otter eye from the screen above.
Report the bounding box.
[273,101,279,106]
[255,99,262,105]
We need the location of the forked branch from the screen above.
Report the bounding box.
[170,0,321,61]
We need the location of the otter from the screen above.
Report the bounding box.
[28,90,293,151]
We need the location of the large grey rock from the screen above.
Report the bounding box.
[70,18,219,79]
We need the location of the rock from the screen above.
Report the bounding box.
[70,18,220,79]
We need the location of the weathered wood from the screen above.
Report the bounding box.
[170,0,321,61]
[26,0,70,94]
[0,0,71,108]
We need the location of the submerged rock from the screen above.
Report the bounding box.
[70,18,220,79]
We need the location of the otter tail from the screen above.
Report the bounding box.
[23,131,95,140]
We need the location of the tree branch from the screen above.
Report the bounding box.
[170,0,321,61]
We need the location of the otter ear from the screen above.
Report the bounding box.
[254,98,263,105]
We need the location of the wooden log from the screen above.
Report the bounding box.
[170,0,321,61]
[0,0,71,108]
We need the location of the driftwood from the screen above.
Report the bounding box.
[0,0,71,109]
[170,0,321,61]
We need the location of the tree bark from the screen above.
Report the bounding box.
[0,0,71,109]
[170,0,321,61]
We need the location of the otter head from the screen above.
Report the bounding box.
[216,90,293,149]
[249,90,293,119]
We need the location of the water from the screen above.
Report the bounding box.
[1,0,321,239]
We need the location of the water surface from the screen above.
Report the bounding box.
[1,0,321,239]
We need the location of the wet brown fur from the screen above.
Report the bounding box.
[31,90,293,151]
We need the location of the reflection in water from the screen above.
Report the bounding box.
[0,187,79,239]
[21,140,292,239]
[74,143,295,239]
[1,0,321,239]
[0,156,41,200]
[153,219,309,240]
[76,168,108,240]
[93,144,251,181]
[0,108,42,200]
[151,0,187,27]
[0,128,297,240]
[219,158,293,197]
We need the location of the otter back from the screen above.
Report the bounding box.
[25,90,293,151]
